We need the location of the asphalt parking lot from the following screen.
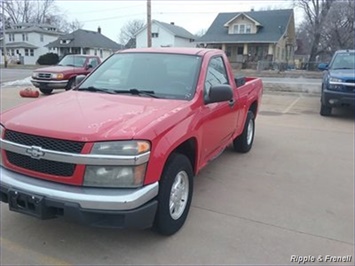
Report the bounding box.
[0,87,354,265]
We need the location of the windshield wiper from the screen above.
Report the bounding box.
[112,88,160,98]
[333,67,353,70]
[77,86,115,94]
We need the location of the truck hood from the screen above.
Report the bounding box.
[328,69,355,80]
[33,66,81,73]
[0,91,188,142]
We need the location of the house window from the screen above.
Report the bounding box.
[9,34,15,42]
[40,34,44,42]
[94,49,97,56]
[1,49,3,56]
[25,49,29,56]
[30,49,34,56]
[246,25,251,33]
[11,49,15,56]
[233,24,251,34]
[100,49,103,58]
[152,33,159,38]
[281,48,285,60]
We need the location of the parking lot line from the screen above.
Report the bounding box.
[282,97,301,114]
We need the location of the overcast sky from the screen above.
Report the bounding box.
[56,0,301,43]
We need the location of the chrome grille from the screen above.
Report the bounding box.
[4,130,85,177]
[38,73,52,79]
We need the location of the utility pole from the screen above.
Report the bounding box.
[147,0,152,47]
[1,0,7,68]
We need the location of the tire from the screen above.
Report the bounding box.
[66,78,75,91]
[39,88,53,95]
[233,111,255,153]
[320,103,332,116]
[153,153,193,236]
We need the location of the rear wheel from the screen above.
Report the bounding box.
[39,88,53,95]
[153,153,193,236]
[233,111,255,153]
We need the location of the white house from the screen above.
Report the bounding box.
[0,23,64,65]
[136,20,196,48]
[46,28,123,60]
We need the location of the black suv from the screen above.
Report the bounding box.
[318,50,355,116]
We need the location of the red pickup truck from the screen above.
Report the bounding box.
[0,48,263,235]
[31,54,101,95]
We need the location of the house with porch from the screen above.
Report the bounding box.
[198,9,296,69]
[0,23,64,65]
[46,28,123,59]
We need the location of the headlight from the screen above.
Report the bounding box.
[51,73,64,79]
[329,77,342,83]
[32,72,38,78]
[83,141,150,188]
[0,125,4,166]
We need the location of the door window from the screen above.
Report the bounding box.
[204,57,229,97]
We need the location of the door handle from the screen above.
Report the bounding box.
[229,99,235,108]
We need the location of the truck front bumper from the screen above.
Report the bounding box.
[31,79,69,89]
[0,167,159,229]
[322,89,355,107]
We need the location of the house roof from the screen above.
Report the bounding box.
[5,23,63,35]
[136,20,196,40]
[223,13,261,27]
[46,29,122,50]
[0,41,38,49]
[198,9,294,44]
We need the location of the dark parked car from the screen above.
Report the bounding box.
[318,50,355,116]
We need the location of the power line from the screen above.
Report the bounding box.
[72,4,143,15]
[78,12,146,23]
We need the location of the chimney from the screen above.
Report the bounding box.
[170,22,175,25]
[98,26,101,34]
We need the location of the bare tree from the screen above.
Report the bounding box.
[119,19,145,46]
[3,0,56,25]
[195,28,207,38]
[1,0,83,33]
[296,0,354,64]
[295,0,334,68]
[321,0,354,53]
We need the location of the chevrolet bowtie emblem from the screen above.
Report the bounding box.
[26,146,45,159]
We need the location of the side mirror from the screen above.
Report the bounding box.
[75,75,86,86]
[85,64,93,70]
[205,84,233,104]
[318,63,328,71]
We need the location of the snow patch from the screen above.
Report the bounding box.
[2,76,32,87]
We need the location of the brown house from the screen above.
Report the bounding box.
[198,9,296,69]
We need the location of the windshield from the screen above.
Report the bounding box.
[329,52,355,70]
[78,53,202,100]
[58,55,87,67]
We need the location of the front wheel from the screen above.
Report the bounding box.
[320,104,332,116]
[39,88,53,95]
[66,78,75,91]
[153,153,193,236]
[233,111,255,153]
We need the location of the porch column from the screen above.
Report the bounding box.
[243,43,248,55]
[268,44,274,55]
[222,43,226,52]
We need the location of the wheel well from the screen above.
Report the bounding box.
[173,138,197,174]
[249,101,258,117]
